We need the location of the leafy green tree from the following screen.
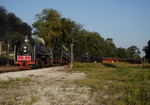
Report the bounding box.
[143,40,150,62]
[116,47,127,58]
[32,9,62,49]
[127,45,141,59]
[60,18,83,49]
[105,38,117,57]
[106,38,113,43]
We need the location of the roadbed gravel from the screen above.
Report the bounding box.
[0,66,98,105]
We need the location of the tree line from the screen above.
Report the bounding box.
[32,8,141,59]
[0,7,150,62]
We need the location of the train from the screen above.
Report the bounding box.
[14,36,53,69]
[14,36,143,69]
[75,55,143,64]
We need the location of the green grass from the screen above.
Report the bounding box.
[0,78,31,88]
[71,62,150,105]
[25,95,39,105]
[0,78,39,105]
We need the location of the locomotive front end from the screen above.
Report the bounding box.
[14,36,35,69]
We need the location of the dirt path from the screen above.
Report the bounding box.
[0,66,97,105]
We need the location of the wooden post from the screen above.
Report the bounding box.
[14,45,16,61]
[70,39,73,69]
[6,39,10,66]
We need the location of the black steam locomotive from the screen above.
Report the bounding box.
[14,36,53,69]
[14,36,143,69]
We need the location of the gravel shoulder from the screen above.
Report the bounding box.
[0,66,97,105]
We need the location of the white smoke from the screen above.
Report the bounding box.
[32,35,45,44]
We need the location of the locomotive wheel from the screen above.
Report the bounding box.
[29,65,34,69]
[46,62,51,67]
[35,58,40,69]
[61,60,65,66]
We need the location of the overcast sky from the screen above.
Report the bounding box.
[1,0,150,57]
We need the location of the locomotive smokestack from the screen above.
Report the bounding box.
[25,35,29,43]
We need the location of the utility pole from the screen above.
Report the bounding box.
[6,39,10,66]
[70,39,73,69]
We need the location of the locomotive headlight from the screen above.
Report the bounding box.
[23,50,27,53]
[23,46,27,49]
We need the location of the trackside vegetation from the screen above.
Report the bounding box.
[0,78,39,105]
[71,62,150,105]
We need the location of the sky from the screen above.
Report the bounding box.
[1,0,150,57]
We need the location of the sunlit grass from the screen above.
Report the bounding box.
[71,62,150,105]
[0,78,31,88]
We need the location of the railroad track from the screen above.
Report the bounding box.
[0,65,62,74]
[0,66,20,74]
[0,69,21,74]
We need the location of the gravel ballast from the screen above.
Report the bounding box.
[0,66,98,105]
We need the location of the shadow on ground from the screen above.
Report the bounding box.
[102,63,116,68]
[0,57,15,66]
